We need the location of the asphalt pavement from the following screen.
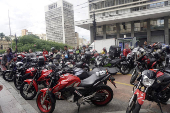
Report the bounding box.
[0,67,170,113]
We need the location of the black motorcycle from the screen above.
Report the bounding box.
[127,69,170,113]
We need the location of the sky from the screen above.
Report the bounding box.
[0,0,90,41]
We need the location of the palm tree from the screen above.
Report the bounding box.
[0,33,5,40]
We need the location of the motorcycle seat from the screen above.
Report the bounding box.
[76,62,83,68]
[162,73,170,82]
[110,59,121,64]
[79,73,106,87]
[150,58,156,63]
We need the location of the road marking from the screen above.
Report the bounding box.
[115,81,133,87]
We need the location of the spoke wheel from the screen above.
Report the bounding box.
[120,65,131,75]
[37,92,55,113]
[3,71,14,82]
[20,82,37,100]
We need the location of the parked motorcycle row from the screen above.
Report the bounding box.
[0,43,170,113]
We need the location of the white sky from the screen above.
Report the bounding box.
[0,0,90,41]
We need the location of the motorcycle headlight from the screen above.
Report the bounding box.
[142,75,155,87]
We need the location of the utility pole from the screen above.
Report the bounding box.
[8,10,12,49]
[93,11,96,41]
[15,34,18,53]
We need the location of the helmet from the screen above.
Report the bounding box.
[51,47,55,51]
[65,54,68,59]
[135,47,145,60]
[17,55,23,61]
[83,45,86,48]
[16,62,24,69]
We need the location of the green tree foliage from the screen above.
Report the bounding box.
[0,50,5,54]
[12,34,70,52]
[0,33,5,40]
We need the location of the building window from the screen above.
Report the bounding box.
[106,24,117,35]
[120,23,131,33]
[96,26,103,36]
[134,21,147,32]
[150,18,164,30]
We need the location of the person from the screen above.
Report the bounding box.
[101,47,107,55]
[86,45,90,51]
[43,49,48,55]
[63,46,70,60]
[76,46,81,54]
[81,45,86,54]
[51,47,60,64]
[29,49,36,58]
[73,47,76,54]
[6,47,14,67]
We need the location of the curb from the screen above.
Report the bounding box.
[0,77,38,113]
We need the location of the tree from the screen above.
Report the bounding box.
[5,36,11,43]
[0,33,5,40]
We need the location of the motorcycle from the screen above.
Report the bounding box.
[20,64,53,100]
[127,68,170,113]
[130,47,166,84]
[36,68,116,113]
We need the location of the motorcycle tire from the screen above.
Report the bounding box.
[120,64,131,75]
[126,94,141,113]
[91,85,113,106]
[130,69,138,85]
[3,71,14,82]
[20,82,37,100]
[37,92,55,113]
[14,75,23,90]
[84,66,90,72]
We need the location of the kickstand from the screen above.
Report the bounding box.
[157,102,163,113]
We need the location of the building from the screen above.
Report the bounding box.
[0,38,11,50]
[76,0,170,46]
[75,32,79,46]
[35,34,47,41]
[27,32,33,35]
[45,0,76,47]
[79,38,88,47]
[21,29,28,36]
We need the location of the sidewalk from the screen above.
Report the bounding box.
[0,77,38,113]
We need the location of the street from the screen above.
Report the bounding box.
[0,71,168,113]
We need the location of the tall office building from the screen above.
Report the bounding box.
[76,0,170,45]
[21,29,28,36]
[45,0,76,47]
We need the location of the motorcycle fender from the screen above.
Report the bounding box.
[24,79,38,92]
[134,89,146,105]
[151,61,157,68]
[40,88,51,97]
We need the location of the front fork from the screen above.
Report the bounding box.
[26,81,33,92]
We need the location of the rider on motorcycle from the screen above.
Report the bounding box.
[101,47,107,55]
[63,46,70,61]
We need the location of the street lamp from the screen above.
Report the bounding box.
[15,34,18,53]
[92,3,97,41]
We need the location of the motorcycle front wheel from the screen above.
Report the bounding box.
[120,64,131,75]
[126,94,141,113]
[20,82,37,100]
[130,69,138,85]
[14,75,23,90]
[91,85,113,106]
[37,92,55,113]
[3,71,14,82]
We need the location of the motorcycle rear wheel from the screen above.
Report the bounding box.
[20,82,37,100]
[91,85,113,106]
[120,64,131,75]
[37,92,55,113]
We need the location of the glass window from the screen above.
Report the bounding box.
[96,26,103,36]
[106,24,117,35]
[150,18,164,30]
[134,21,147,32]
[120,23,131,33]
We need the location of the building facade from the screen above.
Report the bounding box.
[0,38,11,50]
[21,29,28,36]
[76,0,170,45]
[45,0,76,47]
[35,34,47,41]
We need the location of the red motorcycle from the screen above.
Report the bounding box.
[20,66,52,100]
[36,68,116,113]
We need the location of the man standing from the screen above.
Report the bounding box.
[64,46,70,60]
[76,46,81,54]
[51,47,60,64]
[6,47,13,67]
[81,45,86,55]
